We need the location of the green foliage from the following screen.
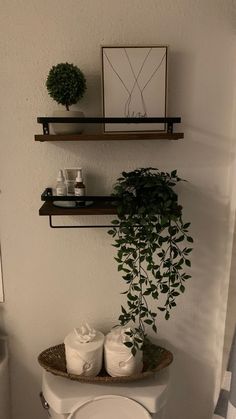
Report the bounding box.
[46,62,87,110]
[108,168,193,355]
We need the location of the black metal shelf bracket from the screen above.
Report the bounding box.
[167,121,173,133]
[37,117,181,135]
[42,122,49,135]
[49,216,118,229]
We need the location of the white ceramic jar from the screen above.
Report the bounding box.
[52,110,84,134]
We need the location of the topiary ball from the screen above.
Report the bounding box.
[46,62,87,110]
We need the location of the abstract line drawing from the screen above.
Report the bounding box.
[102,46,167,132]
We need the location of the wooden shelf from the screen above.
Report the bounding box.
[35,132,184,142]
[36,116,184,141]
[39,201,117,216]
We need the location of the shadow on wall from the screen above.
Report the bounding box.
[153,180,230,419]
[161,339,215,419]
[222,215,236,374]
[8,336,47,419]
[0,306,7,336]
[172,179,229,351]
[0,337,11,419]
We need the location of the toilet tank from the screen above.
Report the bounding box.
[0,336,10,419]
[41,369,169,419]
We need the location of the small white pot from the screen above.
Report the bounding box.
[52,110,84,135]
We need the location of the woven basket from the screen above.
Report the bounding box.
[38,340,173,384]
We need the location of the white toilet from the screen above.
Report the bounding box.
[41,368,169,418]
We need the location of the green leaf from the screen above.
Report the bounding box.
[131,347,137,356]
[168,226,177,236]
[124,341,133,348]
[172,247,179,259]
[141,306,148,313]
[187,236,194,243]
[176,235,184,243]
[111,219,119,225]
[152,324,157,333]
[183,222,191,229]
[161,284,169,293]
[143,288,152,296]
[144,319,153,325]
[140,276,146,284]
[160,236,168,243]
[180,285,185,293]
[127,293,138,301]
[135,338,143,344]
[165,312,170,320]
[185,259,191,267]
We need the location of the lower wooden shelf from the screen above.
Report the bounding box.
[39,201,117,216]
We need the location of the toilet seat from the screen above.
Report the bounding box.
[68,395,152,419]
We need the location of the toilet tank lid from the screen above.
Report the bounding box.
[67,395,151,419]
[42,370,169,414]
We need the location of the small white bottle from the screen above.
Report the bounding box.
[56,170,67,196]
[74,169,86,197]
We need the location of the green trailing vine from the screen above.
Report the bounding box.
[108,168,193,355]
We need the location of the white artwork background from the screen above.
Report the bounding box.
[102,47,167,132]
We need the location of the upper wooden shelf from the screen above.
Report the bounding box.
[35,116,184,141]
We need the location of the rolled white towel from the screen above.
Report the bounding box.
[104,326,143,377]
[64,323,104,377]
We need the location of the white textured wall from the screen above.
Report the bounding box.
[0,1,236,418]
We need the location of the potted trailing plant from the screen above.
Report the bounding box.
[108,168,193,355]
[46,62,87,134]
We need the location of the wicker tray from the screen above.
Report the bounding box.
[38,341,173,384]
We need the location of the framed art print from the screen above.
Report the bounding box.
[102,46,168,132]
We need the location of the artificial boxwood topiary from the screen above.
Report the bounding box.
[46,62,86,111]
